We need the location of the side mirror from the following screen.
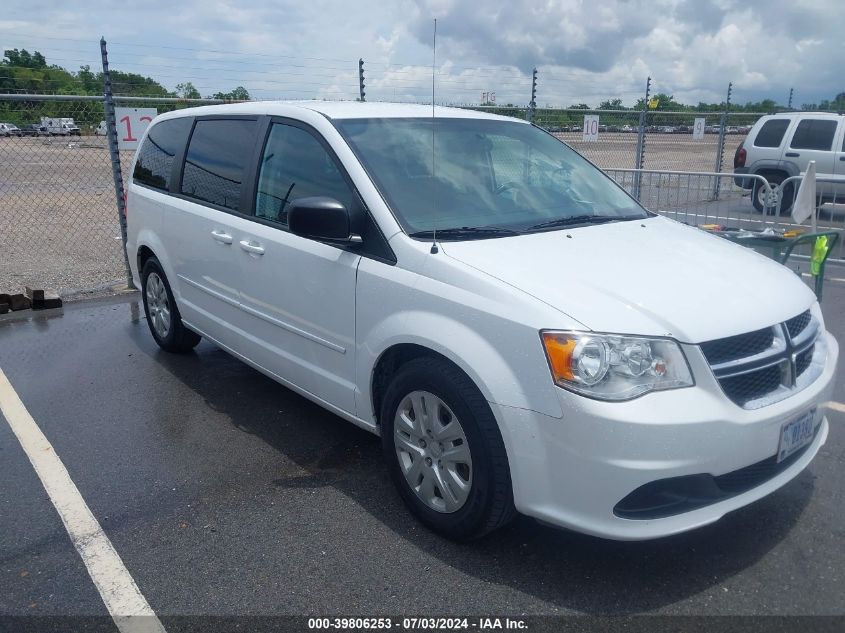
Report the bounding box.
[288,196,362,244]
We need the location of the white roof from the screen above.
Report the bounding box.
[760,111,844,119]
[156,100,528,123]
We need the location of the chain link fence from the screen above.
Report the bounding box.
[0,97,118,295]
[4,91,841,299]
[0,94,221,296]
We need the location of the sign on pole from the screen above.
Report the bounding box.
[582,115,599,142]
[693,117,706,140]
[115,107,157,150]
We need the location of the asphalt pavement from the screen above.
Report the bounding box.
[1,267,844,625]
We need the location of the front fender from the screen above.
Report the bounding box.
[354,250,568,436]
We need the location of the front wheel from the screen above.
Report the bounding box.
[141,257,201,353]
[380,357,515,540]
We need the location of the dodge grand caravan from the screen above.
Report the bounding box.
[127,102,838,541]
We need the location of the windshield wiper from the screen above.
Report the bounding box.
[526,214,639,231]
[408,226,522,240]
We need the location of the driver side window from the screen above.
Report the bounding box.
[255,123,355,226]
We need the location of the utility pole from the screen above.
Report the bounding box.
[712,81,733,199]
[358,58,366,102]
[788,87,794,110]
[528,68,537,123]
[100,36,134,289]
[633,76,651,200]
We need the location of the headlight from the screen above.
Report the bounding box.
[541,331,694,401]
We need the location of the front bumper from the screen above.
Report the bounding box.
[493,331,838,540]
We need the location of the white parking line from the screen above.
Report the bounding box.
[0,368,166,633]
[826,401,845,414]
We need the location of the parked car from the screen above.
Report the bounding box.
[0,122,21,136]
[95,120,108,136]
[128,102,837,541]
[20,123,50,136]
[41,117,81,136]
[705,125,721,134]
[658,125,676,133]
[734,112,845,213]
[621,124,635,133]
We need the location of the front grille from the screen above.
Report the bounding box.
[700,327,774,365]
[701,309,822,409]
[719,363,784,406]
[795,344,814,377]
[786,310,812,339]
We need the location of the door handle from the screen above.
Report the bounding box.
[785,152,800,157]
[239,240,265,255]
[211,230,233,244]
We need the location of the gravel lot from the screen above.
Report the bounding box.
[0,136,130,295]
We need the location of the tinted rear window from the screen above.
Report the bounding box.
[180,119,257,211]
[753,119,789,148]
[133,117,192,190]
[790,119,838,151]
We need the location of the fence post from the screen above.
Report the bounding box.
[712,81,732,200]
[528,67,537,123]
[633,76,651,201]
[358,58,366,102]
[100,37,134,290]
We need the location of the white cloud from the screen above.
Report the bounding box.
[0,0,841,107]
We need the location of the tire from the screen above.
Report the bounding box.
[380,357,515,540]
[141,257,201,353]
[752,177,793,216]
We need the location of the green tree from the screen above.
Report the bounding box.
[211,86,250,101]
[3,48,47,69]
[175,82,201,99]
[598,98,623,110]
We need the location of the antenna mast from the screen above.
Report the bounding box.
[430,18,438,254]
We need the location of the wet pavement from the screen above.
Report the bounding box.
[0,274,843,620]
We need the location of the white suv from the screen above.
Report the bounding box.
[734,112,845,213]
[127,102,838,540]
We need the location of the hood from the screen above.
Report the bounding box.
[440,216,815,343]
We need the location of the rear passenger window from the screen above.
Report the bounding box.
[181,119,257,211]
[133,117,192,190]
[753,119,789,148]
[255,123,355,225]
[790,119,837,151]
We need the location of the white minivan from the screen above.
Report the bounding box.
[127,102,838,541]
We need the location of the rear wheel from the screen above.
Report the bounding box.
[141,257,201,352]
[380,357,515,540]
[753,177,793,215]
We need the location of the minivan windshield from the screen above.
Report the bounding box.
[334,118,648,238]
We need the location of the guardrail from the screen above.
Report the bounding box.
[606,168,777,228]
[606,168,845,264]
[767,175,843,263]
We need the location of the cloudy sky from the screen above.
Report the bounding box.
[1,0,842,107]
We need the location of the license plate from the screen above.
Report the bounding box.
[777,409,816,463]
